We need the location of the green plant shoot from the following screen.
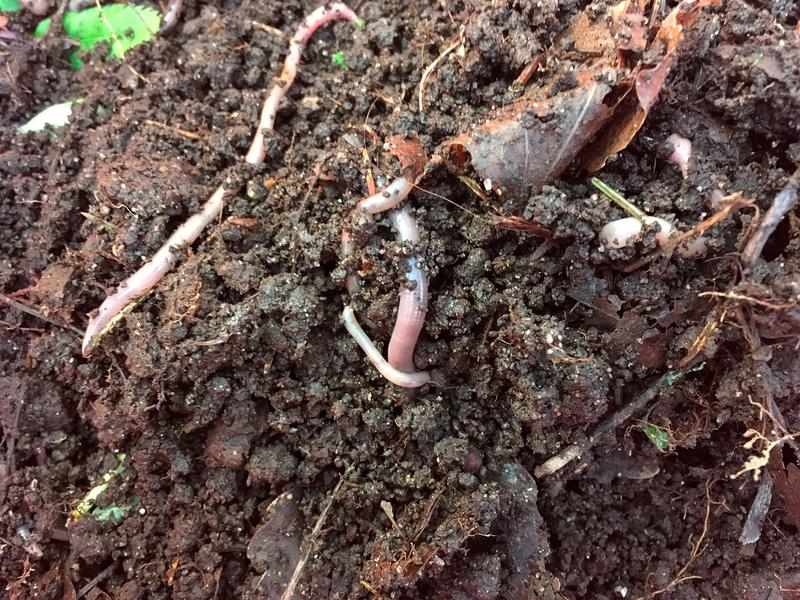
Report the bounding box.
[72,453,127,520]
[331,51,348,69]
[642,423,671,452]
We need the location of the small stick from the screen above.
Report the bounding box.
[0,293,83,336]
[535,371,678,478]
[741,167,800,267]
[418,38,461,113]
[623,193,755,272]
[144,119,201,140]
[252,20,289,39]
[278,472,350,600]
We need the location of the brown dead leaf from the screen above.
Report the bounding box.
[769,450,800,528]
[490,215,554,238]
[583,0,720,171]
[386,134,427,182]
[439,81,613,200]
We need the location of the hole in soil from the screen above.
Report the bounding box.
[465,531,498,555]
[782,443,798,467]
[760,213,791,261]
[674,444,717,468]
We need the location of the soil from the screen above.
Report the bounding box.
[1,0,799,599]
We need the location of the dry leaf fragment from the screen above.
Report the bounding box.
[386,134,427,182]
[583,0,720,171]
[439,81,614,201]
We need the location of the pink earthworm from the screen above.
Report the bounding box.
[340,177,414,294]
[160,0,184,32]
[246,3,360,165]
[387,206,428,374]
[341,190,430,388]
[342,306,430,388]
[666,133,691,179]
[81,187,225,355]
[81,3,360,356]
[356,177,413,214]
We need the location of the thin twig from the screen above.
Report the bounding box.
[76,562,116,599]
[418,37,461,112]
[741,167,800,267]
[276,470,351,600]
[535,371,679,478]
[1,388,24,508]
[252,20,289,39]
[0,293,83,335]
[144,119,201,140]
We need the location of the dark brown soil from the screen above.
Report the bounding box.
[2,1,799,598]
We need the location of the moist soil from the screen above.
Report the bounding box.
[1,0,800,598]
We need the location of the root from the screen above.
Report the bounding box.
[417,36,463,112]
[276,472,349,600]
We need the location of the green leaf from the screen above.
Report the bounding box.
[642,424,671,452]
[73,453,127,518]
[18,100,77,134]
[331,51,347,69]
[92,497,139,522]
[33,4,161,68]
[33,16,51,37]
[0,0,21,12]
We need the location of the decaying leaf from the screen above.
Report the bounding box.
[439,81,614,201]
[433,0,718,202]
[490,215,554,238]
[386,133,427,182]
[770,450,800,529]
[584,0,721,171]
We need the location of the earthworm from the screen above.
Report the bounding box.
[356,177,413,214]
[160,0,184,32]
[666,133,691,179]
[341,185,431,387]
[342,306,430,388]
[82,187,225,355]
[599,216,707,257]
[341,177,414,294]
[599,216,674,249]
[246,3,360,165]
[386,206,428,374]
[81,3,359,355]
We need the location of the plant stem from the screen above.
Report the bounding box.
[591,177,646,220]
